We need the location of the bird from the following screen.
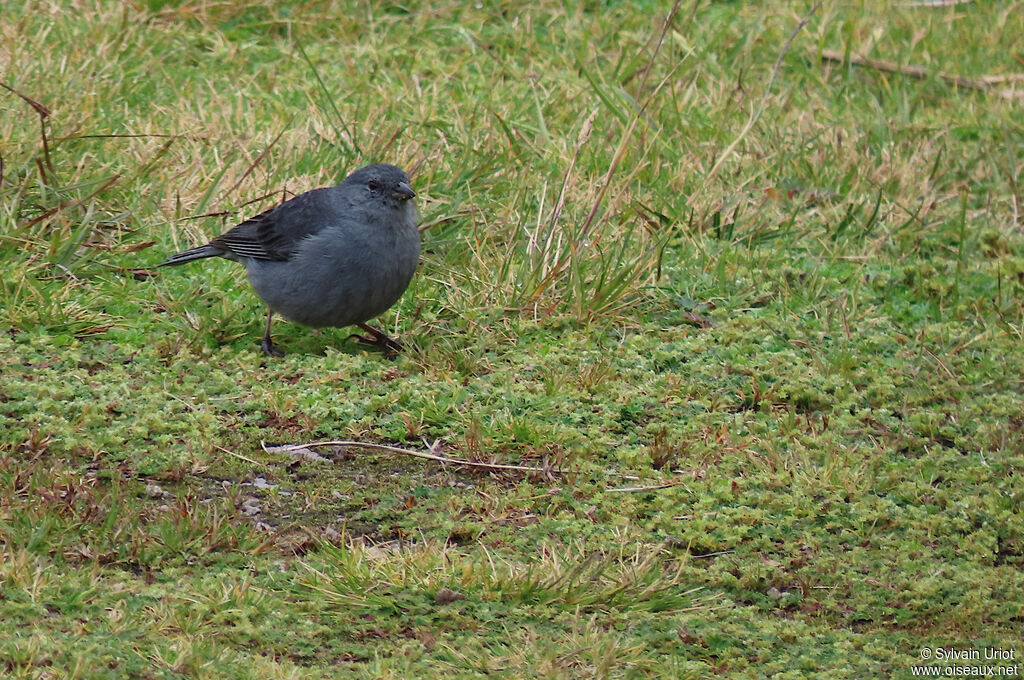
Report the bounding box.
[159,163,420,357]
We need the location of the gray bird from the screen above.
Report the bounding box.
[159,163,419,357]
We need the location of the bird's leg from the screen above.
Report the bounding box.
[260,308,284,357]
[349,322,403,357]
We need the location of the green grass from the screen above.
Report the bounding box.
[2,0,1023,677]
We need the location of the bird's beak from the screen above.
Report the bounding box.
[393,182,416,201]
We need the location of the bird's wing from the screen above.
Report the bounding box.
[210,187,341,261]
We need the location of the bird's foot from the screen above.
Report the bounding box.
[260,335,285,357]
[349,323,403,358]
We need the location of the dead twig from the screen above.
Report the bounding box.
[215,444,265,468]
[894,0,973,6]
[819,49,1024,101]
[177,190,290,224]
[607,482,686,493]
[55,132,186,141]
[18,173,122,230]
[922,346,958,382]
[418,208,475,234]
[0,80,50,118]
[1,80,54,181]
[216,123,290,209]
[261,439,566,477]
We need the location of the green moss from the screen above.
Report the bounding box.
[2,0,1024,677]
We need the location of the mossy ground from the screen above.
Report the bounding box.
[1,1,1022,678]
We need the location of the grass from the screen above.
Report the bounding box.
[1,0,1023,677]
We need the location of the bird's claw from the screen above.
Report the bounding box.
[349,325,403,358]
[261,336,285,357]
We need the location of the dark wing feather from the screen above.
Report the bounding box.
[210,187,338,261]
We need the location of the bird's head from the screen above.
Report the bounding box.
[347,163,416,203]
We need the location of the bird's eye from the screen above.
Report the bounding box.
[367,179,381,192]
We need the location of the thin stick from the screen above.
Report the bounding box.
[261,439,565,476]
[0,80,50,117]
[55,132,185,141]
[707,2,823,182]
[18,173,122,230]
[418,209,475,233]
[1,80,54,180]
[607,482,685,493]
[922,346,957,381]
[894,0,972,6]
[820,49,1024,99]
[215,444,264,467]
[216,123,289,208]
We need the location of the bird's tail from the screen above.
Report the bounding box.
[158,244,225,267]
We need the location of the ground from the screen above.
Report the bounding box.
[1,1,1022,678]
